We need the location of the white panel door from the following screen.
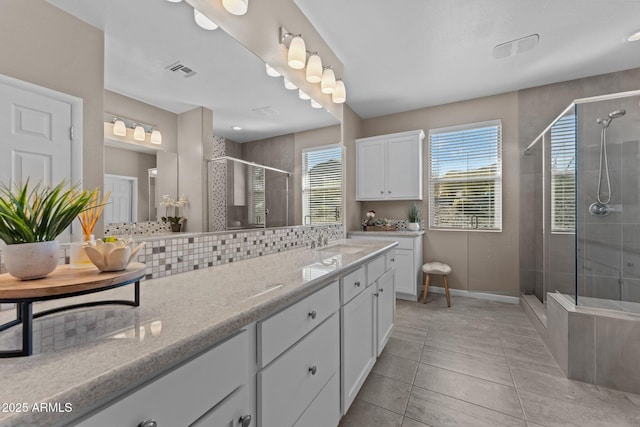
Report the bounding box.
[0,81,72,189]
[104,175,137,223]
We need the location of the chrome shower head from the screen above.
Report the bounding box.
[609,109,626,119]
[597,109,626,128]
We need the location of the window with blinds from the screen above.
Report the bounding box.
[249,166,265,225]
[302,144,342,225]
[550,114,576,233]
[428,120,502,231]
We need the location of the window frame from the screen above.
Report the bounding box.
[550,114,577,234]
[428,119,503,232]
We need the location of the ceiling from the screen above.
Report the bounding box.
[295,0,640,119]
[48,0,339,143]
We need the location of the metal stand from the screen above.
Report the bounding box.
[0,279,140,358]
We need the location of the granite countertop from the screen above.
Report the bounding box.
[0,239,396,427]
[348,230,426,237]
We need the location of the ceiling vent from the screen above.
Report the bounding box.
[251,106,278,117]
[165,61,198,78]
[493,34,540,59]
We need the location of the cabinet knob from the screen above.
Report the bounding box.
[390,258,395,262]
[379,288,384,293]
[138,420,157,427]
[374,292,379,297]
[354,281,361,287]
[309,365,318,375]
[308,310,317,319]
[239,414,252,427]
[380,191,384,194]
[388,190,391,194]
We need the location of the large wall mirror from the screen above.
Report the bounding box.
[50,0,341,232]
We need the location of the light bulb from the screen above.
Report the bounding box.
[332,80,346,104]
[310,99,322,109]
[306,53,322,83]
[287,36,306,69]
[283,78,297,90]
[113,119,126,136]
[133,125,145,141]
[222,0,248,15]
[299,89,310,100]
[151,129,162,145]
[321,68,336,94]
[194,9,218,30]
[265,63,281,77]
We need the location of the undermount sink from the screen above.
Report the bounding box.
[319,243,368,255]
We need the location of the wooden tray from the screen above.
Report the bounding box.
[362,225,397,231]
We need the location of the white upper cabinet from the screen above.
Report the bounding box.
[356,130,424,201]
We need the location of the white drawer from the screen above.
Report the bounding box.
[258,281,339,367]
[191,385,252,427]
[341,266,366,304]
[258,313,340,427]
[367,255,386,286]
[385,249,397,271]
[76,330,249,427]
[293,373,340,427]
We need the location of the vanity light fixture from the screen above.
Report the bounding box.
[112,118,126,136]
[332,79,346,104]
[281,32,306,69]
[628,30,640,42]
[321,66,336,94]
[299,89,311,100]
[283,78,297,90]
[306,53,323,83]
[265,63,281,77]
[222,0,248,16]
[310,99,323,109]
[133,124,146,141]
[150,129,162,145]
[194,8,218,30]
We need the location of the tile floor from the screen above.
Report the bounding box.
[339,295,640,427]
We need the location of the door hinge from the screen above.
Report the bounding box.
[70,126,75,141]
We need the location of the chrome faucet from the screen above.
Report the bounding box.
[317,227,339,248]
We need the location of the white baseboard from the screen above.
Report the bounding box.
[428,286,519,304]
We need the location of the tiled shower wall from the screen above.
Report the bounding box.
[0,224,343,310]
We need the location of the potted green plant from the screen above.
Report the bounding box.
[407,203,421,231]
[0,181,96,280]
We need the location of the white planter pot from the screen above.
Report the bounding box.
[3,241,60,280]
[407,222,420,231]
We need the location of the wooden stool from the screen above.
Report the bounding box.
[421,262,452,307]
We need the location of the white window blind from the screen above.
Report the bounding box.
[249,166,265,225]
[550,114,576,233]
[302,144,342,225]
[428,120,502,231]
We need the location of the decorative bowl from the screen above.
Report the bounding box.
[84,239,145,272]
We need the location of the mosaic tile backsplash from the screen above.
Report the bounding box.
[0,224,343,311]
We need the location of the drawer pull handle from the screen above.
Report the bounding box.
[138,420,157,427]
[309,365,318,375]
[354,281,361,287]
[239,414,252,427]
[308,310,317,319]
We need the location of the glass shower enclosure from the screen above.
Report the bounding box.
[207,156,291,231]
[524,89,640,312]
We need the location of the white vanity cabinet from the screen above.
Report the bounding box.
[356,130,424,201]
[74,330,252,427]
[341,254,395,413]
[257,281,341,427]
[349,232,423,301]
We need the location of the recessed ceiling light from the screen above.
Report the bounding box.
[231,126,242,131]
[627,31,640,42]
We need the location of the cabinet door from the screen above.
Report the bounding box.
[191,386,252,427]
[356,139,386,200]
[394,249,415,296]
[341,285,376,413]
[386,134,422,200]
[376,269,395,356]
